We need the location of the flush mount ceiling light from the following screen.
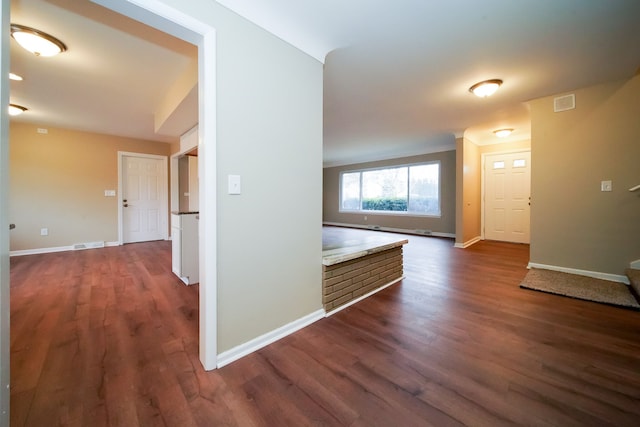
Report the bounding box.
[9,72,24,81]
[469,79,503,97]
[493,128,514,138]
[9,103,28,116]
[10,24,67,57]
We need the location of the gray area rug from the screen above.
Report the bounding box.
[520,268,640,310]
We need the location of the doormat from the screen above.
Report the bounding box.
[520,268,640,311]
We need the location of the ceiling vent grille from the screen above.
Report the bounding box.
[554,94,575,112]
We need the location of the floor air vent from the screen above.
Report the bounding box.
[73,241,105,250]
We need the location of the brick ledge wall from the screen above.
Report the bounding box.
[323,246,403,311]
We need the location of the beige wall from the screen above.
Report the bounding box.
[323,150,456,235]
[159,0,324,354]
[480,140,531,156]
[9,122,171,251]
[455,137,463,243]
[529,75,640,275]
[178,156,190,211]
[458,138,481,245]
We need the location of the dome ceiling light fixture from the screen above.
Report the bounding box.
[9,103,28,116]
[493,128,514,138]
[469,79,503,97]
[10,24,67,57]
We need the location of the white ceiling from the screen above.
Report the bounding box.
[218,0,640,166]
[9,0,640,166]
[9,0,198,144]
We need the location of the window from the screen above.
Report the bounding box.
[340,162,440,216]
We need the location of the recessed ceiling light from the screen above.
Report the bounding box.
[493,128,514,138]
[469,79,503,97]
[9,104,28,116]
[10,24,67,57]
[9,72,23,81]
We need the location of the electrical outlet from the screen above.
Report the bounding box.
[40,228,48,236]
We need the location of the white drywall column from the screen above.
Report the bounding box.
[197,29,217,370]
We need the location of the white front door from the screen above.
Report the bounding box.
[484,151,531,243]
[121,153,167,244]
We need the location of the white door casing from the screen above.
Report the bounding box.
[94,0,218,371]
[119,152,168,244]
[483,151,531,244]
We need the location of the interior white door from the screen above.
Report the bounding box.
[484,151,531,243]
[122,155,166,243]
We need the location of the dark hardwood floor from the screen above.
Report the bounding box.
[10,232,640,426]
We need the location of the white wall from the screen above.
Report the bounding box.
[157,0,324,353]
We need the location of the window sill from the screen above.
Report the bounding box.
[339,210,441,219]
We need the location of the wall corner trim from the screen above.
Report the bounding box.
[10,241,120,257]
[454,236,482,249]
[527,262,630,285]
[216,309,325,368]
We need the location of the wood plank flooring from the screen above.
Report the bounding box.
[10,232,640,426]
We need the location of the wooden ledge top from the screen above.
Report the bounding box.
[322,236,408,266]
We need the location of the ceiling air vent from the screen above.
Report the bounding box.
[554,94,575,112]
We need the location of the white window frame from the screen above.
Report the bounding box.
[339,161,441,217]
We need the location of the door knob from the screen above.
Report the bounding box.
[123,204,129,207]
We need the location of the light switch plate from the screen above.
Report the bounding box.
[104,189,116,197]
[228,175,241,195]
[601,180,612,192]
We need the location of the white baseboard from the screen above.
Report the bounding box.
[216,309,326,368]
[10,241,119,257]
[325,276,403,317]
[630,259,640,269]
[322,222,455,239]
[10,246,70,256]
[454,236,482,249]
[527,262,630,285]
